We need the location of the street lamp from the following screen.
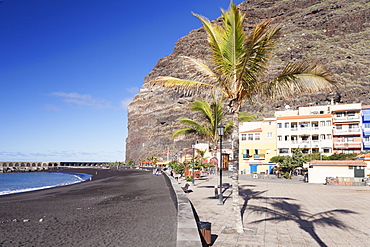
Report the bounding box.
[217,123,225,205]
[191,143,196,186]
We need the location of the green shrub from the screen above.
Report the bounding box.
[185,175,193,181]
[282,172,292,179]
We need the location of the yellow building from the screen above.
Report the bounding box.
[239,118,277,174]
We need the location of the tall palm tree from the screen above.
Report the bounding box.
[151,2,335,232]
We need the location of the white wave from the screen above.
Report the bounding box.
[0,180,82,196]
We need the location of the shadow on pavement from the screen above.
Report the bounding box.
[240,187,357,247]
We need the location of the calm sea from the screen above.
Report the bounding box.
[0,172,92,196]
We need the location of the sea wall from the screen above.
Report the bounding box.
[0,162,49,173]
[0,161,109,173]
[162,171,202,247]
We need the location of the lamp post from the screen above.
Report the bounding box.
[180,149,183,163]
[192,143,195,186]
[217,123,225,205]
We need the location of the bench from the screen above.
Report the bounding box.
[181,183,190,193]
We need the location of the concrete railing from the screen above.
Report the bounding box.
[163,171,202,247]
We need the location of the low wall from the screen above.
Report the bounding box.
[163,171,202,247]
[326,177,366,186]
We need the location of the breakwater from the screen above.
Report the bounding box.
[0,161,109,173]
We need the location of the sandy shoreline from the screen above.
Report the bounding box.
[0,168,177,247]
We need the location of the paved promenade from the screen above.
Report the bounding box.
[179,172,370,247]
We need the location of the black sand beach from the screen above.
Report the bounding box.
[0,168,177,247]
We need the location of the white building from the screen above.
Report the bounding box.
[275,105,333,156]
[308,160,367,184]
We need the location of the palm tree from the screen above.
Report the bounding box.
[151,2,335,232]
[173,95,233,158]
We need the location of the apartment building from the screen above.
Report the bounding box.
[239,119,277,174]
[362,105,370,151]
[275,105,333,156]
[331,103,362,154]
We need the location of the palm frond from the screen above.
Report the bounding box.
[150,76,229,97]
[238,19,281,99]
[261,60,335,99]
[172,128,196,138]
[180,56,217,79]
[239,112,257,122]
[190,99,214,124]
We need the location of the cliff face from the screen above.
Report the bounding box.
[126,0,370,162]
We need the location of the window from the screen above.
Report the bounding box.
[278,135,282,141]
[267,132,273,138]
[312,135,319,141]
[248,134,253,141]
[284,135,289,141]
[320,121,325,126]
[348,111,355,116]
[326,120,331,126]
[364,137,370,142]
[345,137,354,142]
[327,134,332,140]
[243,149,250,158]
[278,123,282,128]
[323,148,331,153]
[268,122,272,125]
[364,123,370,128]
[241,134,246,141]
[255,149,259,155]
[336,124,342,130]
[255,133,260,141]
[320,134,326,140]
[349,124,358,129]
[279,148,289,154]
[336,112,342,117]
[284,122,289,128]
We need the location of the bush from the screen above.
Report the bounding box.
[282,172,292,179]
[185,175,193,181]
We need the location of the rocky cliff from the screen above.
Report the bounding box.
[126,0,370,163]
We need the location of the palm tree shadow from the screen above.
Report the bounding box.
[245,197,357,247]
[239,186,294,221]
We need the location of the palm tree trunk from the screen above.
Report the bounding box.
[231,111,244,233]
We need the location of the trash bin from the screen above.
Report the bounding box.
[198,221,212,245]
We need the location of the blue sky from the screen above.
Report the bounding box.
[0,0,243,162]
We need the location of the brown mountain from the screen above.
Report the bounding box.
[126,0,370,163]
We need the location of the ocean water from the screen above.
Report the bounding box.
[0,172,93,196]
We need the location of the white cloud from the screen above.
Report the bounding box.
[50,92,111,109]
[126,87,140,94]
[120,97,134,110]
[43,104,61,111]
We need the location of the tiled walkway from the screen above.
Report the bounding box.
[179,173,370,247]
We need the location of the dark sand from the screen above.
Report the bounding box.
[0,168,177,247]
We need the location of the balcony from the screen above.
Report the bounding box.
[253,154,266,159]
[363,142,370,149]
[363,128,370,136]
[333,115,361,122]
[333,142,362,149]
[243,154,252,159]
[334,128,361,135]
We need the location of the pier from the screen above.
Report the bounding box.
[0,161,109,173]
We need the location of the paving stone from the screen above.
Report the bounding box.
[178,172,370,247]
